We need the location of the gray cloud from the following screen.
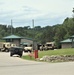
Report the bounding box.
[0,0,74,27]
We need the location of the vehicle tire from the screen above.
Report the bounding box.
[19,54,22,57]
[28,50,32,53]
[6,49,9,52]
[10,53,13,57]
[0,49,1,52]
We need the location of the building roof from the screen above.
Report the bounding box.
[61,39,72,43]
[3,35,24,39]
[3,34,33,41]
[69,35,74,39]
[61,35,74,44]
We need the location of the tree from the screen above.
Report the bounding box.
[72,8,74,20]
[63,18,74,38]
[54,25,65,48]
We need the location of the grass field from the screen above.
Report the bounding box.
[39,48,74,58]
[22,48,74,60]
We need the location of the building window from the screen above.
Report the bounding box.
[6,39,13,42]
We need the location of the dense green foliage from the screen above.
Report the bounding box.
[0,17,74,48]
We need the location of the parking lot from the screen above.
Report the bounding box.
[0,52,74,75]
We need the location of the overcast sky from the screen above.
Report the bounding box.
[0,0,74,28]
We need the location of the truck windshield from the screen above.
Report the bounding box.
[46,44,52,46]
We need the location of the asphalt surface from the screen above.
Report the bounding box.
[0,52,74,75]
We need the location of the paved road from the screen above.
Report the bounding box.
[0,52,74,75]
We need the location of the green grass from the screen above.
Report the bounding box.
[22,48,74,60]
[22,55,35,60]
[39,48,74,58]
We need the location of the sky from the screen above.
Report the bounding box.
[0,0,74,28]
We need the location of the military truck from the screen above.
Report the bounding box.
[44,42,55,50]
[39,42,55,50]
[0,42,16,52]
[10,47,23,57]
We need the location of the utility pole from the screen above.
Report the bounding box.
[32,19,35,50]
[10,19,13,42]
[32,19,38,58]
[32,19,34,28]
[32,19,38,50]
[11,19,13,35]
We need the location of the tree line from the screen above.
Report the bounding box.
[0,17,74,48]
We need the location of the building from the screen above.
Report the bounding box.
[3,35,34,47]
[61,39,72,48]
[61,35,74,48]
[21,37,33,46]
[69,35,74,48]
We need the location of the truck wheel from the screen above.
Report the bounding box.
[6,49,9,52]
[20,54,22,57]
[10,53,13,57]
[28,50,31,53]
